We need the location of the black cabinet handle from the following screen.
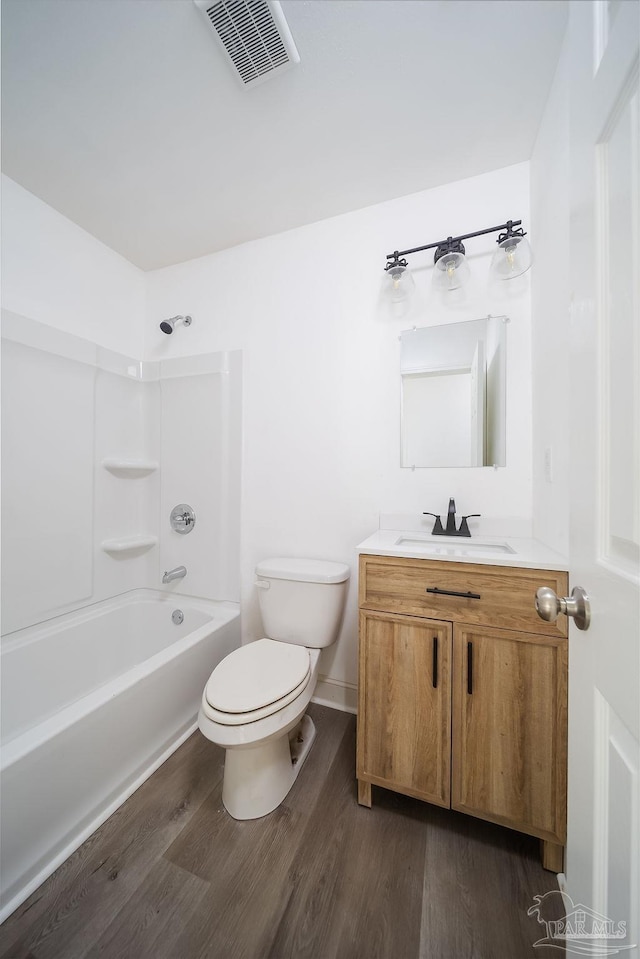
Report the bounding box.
[426,586,481,600]
[432,636,438,688]
[467,641,473,695]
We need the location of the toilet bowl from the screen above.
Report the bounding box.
[198,557,349,820]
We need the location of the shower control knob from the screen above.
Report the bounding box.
[535,586,591,631]
[170,504,196,534]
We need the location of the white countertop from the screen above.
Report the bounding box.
[355,529,568,571]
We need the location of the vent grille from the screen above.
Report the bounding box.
[195,0,300,87]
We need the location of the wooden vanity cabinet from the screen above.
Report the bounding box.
[356,554,568,870]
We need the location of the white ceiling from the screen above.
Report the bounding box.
[1,0,568,271]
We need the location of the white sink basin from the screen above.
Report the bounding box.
[394,535,516,556]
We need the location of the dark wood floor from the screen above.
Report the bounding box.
[0,705,563,959]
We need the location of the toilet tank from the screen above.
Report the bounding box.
[255,558,350,648]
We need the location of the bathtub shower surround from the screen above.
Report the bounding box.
[1,312,242,633]
[0,311,242,920]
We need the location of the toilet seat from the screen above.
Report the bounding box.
[202,639,311,726]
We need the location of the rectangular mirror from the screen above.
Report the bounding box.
[400,316,507,468]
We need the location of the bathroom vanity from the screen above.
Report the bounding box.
[355,532,568,871]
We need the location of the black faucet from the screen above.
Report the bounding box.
[423,498,481,538]
[445,497,457,534]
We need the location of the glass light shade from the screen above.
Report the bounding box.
[432,250,470,292]
[385,263,415,303]
[491,234,532,279]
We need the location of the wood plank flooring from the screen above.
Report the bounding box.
[0,705,563,959]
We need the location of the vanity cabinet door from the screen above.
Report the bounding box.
[451,624,567,844]
[357,611,452,808]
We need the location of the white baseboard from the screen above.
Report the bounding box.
[312,676,357,714]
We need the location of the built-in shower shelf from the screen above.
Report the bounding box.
[101,536,158,555]
[102,458,159,476]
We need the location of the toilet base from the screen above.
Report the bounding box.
[222,715,316,820]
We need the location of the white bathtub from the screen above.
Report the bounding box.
[0,589,240,921]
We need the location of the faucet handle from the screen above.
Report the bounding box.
[170,504,196,534]
[458,514,481,537]
[423,512,445,535]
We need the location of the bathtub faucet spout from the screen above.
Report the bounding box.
[162,566,187,584]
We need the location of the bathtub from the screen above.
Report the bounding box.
[0,589,240,921]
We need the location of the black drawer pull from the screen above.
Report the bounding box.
[467,641,473,695]
[432,636,438,688]
[426,586,481,600]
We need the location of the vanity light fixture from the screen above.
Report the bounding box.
[384,219,532,295]
[490,222,533,279]
[433,238,471,292]
[384,253,416,303]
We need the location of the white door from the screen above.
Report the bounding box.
[567,0,639,953]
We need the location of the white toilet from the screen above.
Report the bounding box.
[198,557,350,820]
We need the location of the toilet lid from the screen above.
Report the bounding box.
[204,639,310,714]
[200,670,311,726]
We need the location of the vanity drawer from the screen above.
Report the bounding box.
[359,554,569,637]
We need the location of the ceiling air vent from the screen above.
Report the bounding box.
[194,0,300,88]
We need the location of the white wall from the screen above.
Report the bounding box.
[145,161,533,707]
[530,38,571,556]
[1,176,145,356]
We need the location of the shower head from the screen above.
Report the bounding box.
[160,315,192,335]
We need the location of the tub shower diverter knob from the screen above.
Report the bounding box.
[170,504,196,534]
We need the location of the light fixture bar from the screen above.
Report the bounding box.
[385,219,523,262]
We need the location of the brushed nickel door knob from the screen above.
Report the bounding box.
[535,586,591,631]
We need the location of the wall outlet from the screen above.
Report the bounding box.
[544,447,554,483]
